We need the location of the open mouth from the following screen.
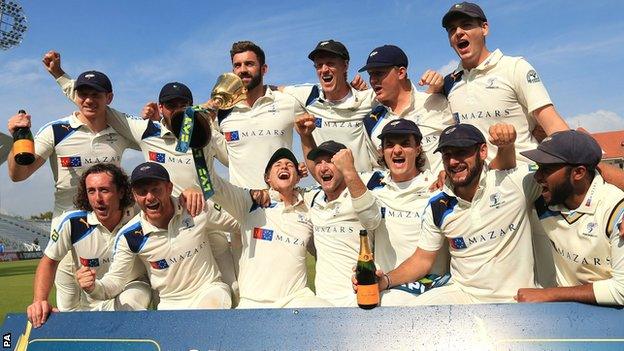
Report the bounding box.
[392,157,406,166]
[278,170,290,180]
[146,202,160,211]
[457,40,469,50]
[449,164,467,176]
[321,173,333,182]
[321,74,333,83]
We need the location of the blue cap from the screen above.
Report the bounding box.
[378,119,422,141]
[307,140,347,161]
[358,45,408,72]
[434,124,485,153]
[159,82,193,104]
[520,130,602,167]
[131,162,170,185]
[75,70,112,93]
[442,2,487,29]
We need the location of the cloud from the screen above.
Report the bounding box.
[565,110,624,133]
[437,59,458,76]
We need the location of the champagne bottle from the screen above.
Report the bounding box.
[356,229,379,309]
[12,109,35,166]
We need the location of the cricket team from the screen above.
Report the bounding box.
[9,2,623,328]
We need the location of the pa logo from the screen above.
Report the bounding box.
[586,222,598,234]
[3,333,10,348]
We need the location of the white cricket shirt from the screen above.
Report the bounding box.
[446,49,553,162]
[418,166,539,302]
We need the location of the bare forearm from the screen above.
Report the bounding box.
[342,170,367,198]
[387,248,436,288]
[598,162,624,191]
[300,134,317,180]
[533,105,569,135]
[489,145,516,170]
[33,256,58,302]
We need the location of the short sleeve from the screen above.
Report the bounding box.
[512,59,553,114]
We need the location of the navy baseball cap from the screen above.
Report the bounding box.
[159,82,193,104]
[358,45,409,72]
[434,124,486,153]
[308,39,350,61]
[442,2,487,29]
[131,162,170,185]
[307,140,347,161]
[378,119,422,141]
[75,70,112,93]
[265,148,299,174]
[520,130,602,167]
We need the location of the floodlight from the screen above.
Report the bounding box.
[0,0,27,50]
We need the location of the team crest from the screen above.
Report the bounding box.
[485,77,498,89]
[489,192,505,208]
[584,222,598,236]
[526,70,541,83]
[51,229,59,242]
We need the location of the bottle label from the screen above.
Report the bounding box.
[357,283,379,305]
[13,139,34,155]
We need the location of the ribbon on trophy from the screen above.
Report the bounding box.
[173,73,247,200]
[191,147,215,199]
[175,106,198,153]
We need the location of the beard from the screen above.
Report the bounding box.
[451,157,484,188]
[240,71,262,90]
[546,168,574,206]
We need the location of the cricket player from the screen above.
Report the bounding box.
[294,114,371,306]
[27,163,151,328]
[516,131,624,306]
[185,147,331,308]
[284,40,444,172]
[358,44,454,173]
[43,51,240,304]
[8,69,136,311]
[77,162,239,309]
[440,2,569,162]
[215,41,304,188]
[370,123,540,304]
[283,39,379,172]
[334,119,451,306]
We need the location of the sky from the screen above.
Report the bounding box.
[0,0,622,216]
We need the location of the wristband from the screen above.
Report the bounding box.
[384,273,391,291]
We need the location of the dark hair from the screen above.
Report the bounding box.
[74,163,134,211]
[230,41,266,66]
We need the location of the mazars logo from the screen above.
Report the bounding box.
[85,73,95,79]
[370,51,378,57]
[445,127,457,135]
[320,41,329,46]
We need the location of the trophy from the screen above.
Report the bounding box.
[171,73,247,150]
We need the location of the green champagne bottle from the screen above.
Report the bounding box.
[13,109,35,166]
[356,229,379,309]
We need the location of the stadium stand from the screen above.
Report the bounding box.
[0,214,49,252]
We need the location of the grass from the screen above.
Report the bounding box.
[0,255,316,325]
[0,259,56,325]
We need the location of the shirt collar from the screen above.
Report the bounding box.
[549,172,603,215]
[317,85,364,109]
[234,85,276,109]
[139,196,182,234]
[442,166,489,204]
[454,48,503,74]
[69,111,87,129]
[87,208,135,233]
